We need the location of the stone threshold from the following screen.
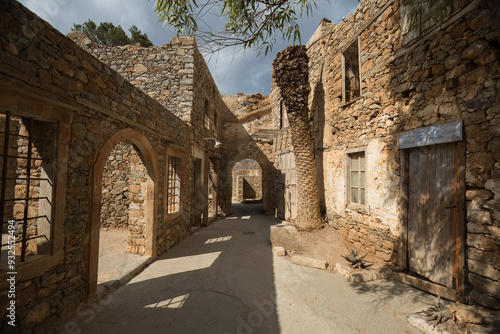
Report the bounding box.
[96,256,154,299]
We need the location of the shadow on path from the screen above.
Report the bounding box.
[63,203,279,334]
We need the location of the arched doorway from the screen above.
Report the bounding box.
[231,159,262,204]
[89,129,158,298]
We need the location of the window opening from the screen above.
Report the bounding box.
[1,111,58,267]
[343,39,360,103]
[204,99,212,130]
[348,151,366,206]
[167,155,182,214]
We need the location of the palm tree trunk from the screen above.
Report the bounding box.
[273,45,321,230]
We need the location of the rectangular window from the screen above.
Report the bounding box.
[1,111,58,268]
[204,99,212,130]
[342,39,360,104]
[166,155,182,214]
[279,100,285,129]
[348,151,366,206]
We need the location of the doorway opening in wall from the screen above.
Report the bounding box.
[232,159,263,206]
[97,142,151,287]
[208,157,219,222]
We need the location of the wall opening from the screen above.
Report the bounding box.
[97,142,151,286]
[342,38,360,104]
[0,112,57,268]
[231,159,262,204]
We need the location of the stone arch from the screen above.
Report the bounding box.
[222,153,274,214]
[231,158,263,202]
[88,129,158,297]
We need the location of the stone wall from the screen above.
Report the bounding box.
[100,142,149,254]
[232,159,263,201]
[76,33,227,228]
[0,0,205,331]
[272,0,500,309]
[220,94,277,213]
[69,32,196,123]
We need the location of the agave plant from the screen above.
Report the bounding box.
[418,296,455,327]
[342,244,373,269]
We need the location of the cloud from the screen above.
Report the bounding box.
[18,0,360,95]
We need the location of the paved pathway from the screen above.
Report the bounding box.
[61,204,433,334]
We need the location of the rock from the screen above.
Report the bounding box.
[462,40,489,60]
[469,290,500,310]
[466,189,494,201]
[290,255,328,270]
[134,63,148,74]
[24,302,50,325]
[467,234,498,252]
[468,259,499,281]
[444,54,461,69]
[468,273,500,299]
[273,246,286,256]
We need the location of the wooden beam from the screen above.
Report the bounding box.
[399,121,463,149]
[393,272,459,302]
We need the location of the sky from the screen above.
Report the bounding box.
[18,0,359,95]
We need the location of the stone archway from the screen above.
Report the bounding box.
[222,154,274,215]
[231,159,263,203]
[88,129,158,298]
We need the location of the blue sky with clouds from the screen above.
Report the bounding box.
[18,0,359,95]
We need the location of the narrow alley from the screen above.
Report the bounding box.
[63,204,433,334]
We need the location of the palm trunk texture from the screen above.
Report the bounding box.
[273,45,322,230]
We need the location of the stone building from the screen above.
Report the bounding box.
[272,0,500,309]
[0,1,225,332]
[0,0,499,332]
[220,93,277,214]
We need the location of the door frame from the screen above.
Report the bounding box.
[396,121,465,301]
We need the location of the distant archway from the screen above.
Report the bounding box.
[221,154,274,215]
[89,129,158,298]
[231,159,262,203]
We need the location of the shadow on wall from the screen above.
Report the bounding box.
[219,102,279,215]
[310,69,326,213]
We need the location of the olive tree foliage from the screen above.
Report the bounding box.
[155,0,317,54]
[155,0,454,54]
[72,20,153,47]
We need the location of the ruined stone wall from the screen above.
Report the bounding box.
[232,159,263,201]
[71,34,196,123]
[220,94,277,213]
[101,143,133,229]
[272,0,500,308]
[0,1,195,331]
[100,142,150,254]
[71,25,227,236]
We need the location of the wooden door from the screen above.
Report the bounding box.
[276,152,297,220]
[408,142,456,288]
[192,158,203,226]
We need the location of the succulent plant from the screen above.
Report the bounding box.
[418,296,455,327]
[341,244,373,269]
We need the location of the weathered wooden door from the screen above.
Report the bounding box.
[408,142,457,288]
[277,152,297,220]
[192,158,203,226]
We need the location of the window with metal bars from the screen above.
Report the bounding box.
[347,151,366,206]
[166,155,182,214]
[0,111,58,268]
